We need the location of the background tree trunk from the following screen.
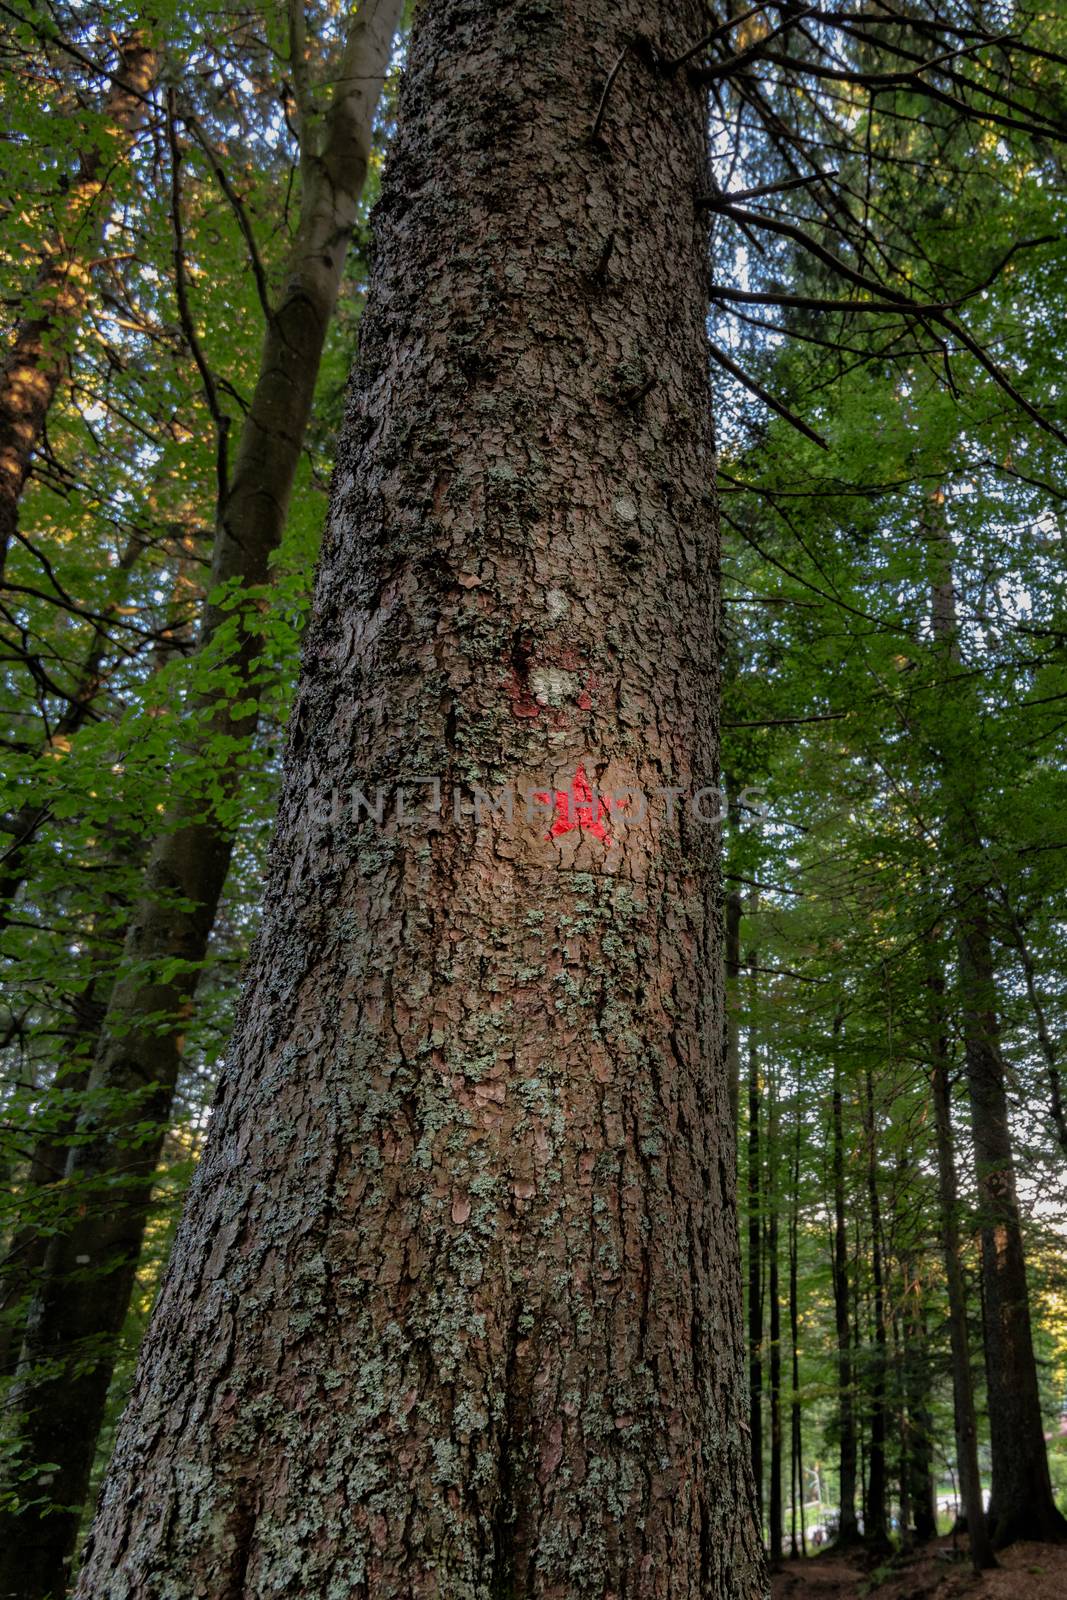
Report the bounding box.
[724,888,742,1129]
[747,978,764,1527]
[0,7,402,1595]
[832,1043,859,1545]
[71,2,765,1594]
[0,35,158,581]
[1001,901,1067,1158]
[930,552,1065,1549]
[767,1068,783,1568]
[928,967,996,1571]
[862,1065,889,1551]
[789,1107,805,1559]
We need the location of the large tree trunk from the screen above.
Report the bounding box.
[72,3,765,1595]
[0,7,402,1596]
[927,968,996,1571]
[930,555,1066,1550]
[0,36,158,582]
[831,1043,859,1545]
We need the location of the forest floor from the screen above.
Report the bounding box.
[771,1537,1067,1600]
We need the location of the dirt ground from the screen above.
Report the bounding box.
[771,1537,1067,1600]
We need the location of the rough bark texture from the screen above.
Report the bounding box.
[0,8,401,1597]
[0,37,157,582]
[931,561,1066,1551]
[72,3,765,1596]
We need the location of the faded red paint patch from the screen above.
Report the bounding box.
[505,668,541,718]
[535,765,624,846]
[504,637,541,719]
[576,671,599,712]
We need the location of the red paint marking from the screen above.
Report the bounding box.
[535,765,624,846]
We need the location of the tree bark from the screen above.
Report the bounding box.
[0,7,402,1596]
[0,36,158,583]
[930,552,1066,1550]
[928,967,996,1571]
[831,1039,859,1545]
[71,2,765,1595]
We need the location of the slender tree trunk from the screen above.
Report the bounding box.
[903,1264,936,1544]
[928,967,996,1571]
[768,1065,782,1568]
[930,551,1066,1549]
[72,2,765,1595]
[831,1038,859,1545]
[789,1103,805,1559]
[0,533,192,1369]
[862,1066,888,1551]
[0,523,150,931]
[0,36,158,582]
[1002,901,1067,1157]
[0,1061,92,1380]
[0,8,403,1595]
[747,972,764,1524]
[890,1288,909,1543]
[725,888,742,1129]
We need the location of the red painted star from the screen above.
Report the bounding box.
[535,765,623,846]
